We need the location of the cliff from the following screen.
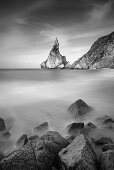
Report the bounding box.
[71,31,114,69]
[41,38,69,69]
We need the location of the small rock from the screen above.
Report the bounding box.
[28,135,39,142]
[102,144,114,152]
[68,99,92,118]
[95,137,113,145]
[82,122,97,136]
[16,134,28,148]
[99,150,114,170]
[59,133,98,170]
[34,122,49,136]
[67,122,84,137]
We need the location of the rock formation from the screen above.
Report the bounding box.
[68,99,92,119]
[41,38,69,69]
[71,31,114,69]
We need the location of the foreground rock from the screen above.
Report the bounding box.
[41,38,69,69]
[67,122,84,137]
[99,150,114,170]
[0,151,5,161]
[71,31,114,69]
[68,99,92,118]
[59,133,98,170]
[0,131,69,170]
[102,144,114,152]
[16,134,28,148]
[34,122,49,136]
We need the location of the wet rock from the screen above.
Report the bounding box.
[95,115,114,129]
[0,118,11,139]
[68,99,92,118]
[102,144,114,152]
[59,133,98,170]
[16,134,28,148]
[99,150,114,170]
[0,131,69,170]
[67,122,84,137]
[28,135,39,142]
[95,137,113,145]
[0,151,5,161]
[34,122,49,136]
[41,38,68,69]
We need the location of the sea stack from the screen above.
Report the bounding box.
[41,38,69,69]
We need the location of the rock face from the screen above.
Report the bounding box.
[0,131,69,170]
[59,133,98,170]
[67,122,84,137]
[68,99,92,119]
[99,150,114,170]
[41,38,69,68]
[71,31,114,69]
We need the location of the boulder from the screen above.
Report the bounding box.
[0,131,69,170]
[95,137,113,145]
[34,122,49,136]
[102,144,114,152]
[59,133,98,170]
[41,38,68,69]
[99,150,114,170]
[68,99,92,118]
[0,118,6,131]
[67,122,84,137]
[0,118,11,139]
[16,134,28,148]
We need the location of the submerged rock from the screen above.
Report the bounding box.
[71,31,114,69]
[34,122,49,136]
[16,134,28,148]
[59,133,98,170]
[41,38,69,69]
[68,99,92,118]
[99,150,114,170]
[0,131,69,170]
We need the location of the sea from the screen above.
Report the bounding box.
[0,69,114,154]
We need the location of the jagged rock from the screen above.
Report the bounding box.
[95,137,113,145]
[16,134,28,148]
[28,135,39,142]
[68,99,92,119]
[67,122,84,137]
[71,31,114,69]
[0,131,69,170]
[0,118,10,139]
[0,151,5,161]
[41,38,69,69]
[99,150,114,170]
[95,115,114,129]
[34,122,49,136]
[102,144,114,152]
[59,133,98,170]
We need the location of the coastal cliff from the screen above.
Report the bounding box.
[71,31,114,69]
[41,38,69,69]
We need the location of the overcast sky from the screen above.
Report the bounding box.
[0,0,114,68]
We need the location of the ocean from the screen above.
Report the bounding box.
[0,69,114,153]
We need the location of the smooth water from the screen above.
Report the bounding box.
[0,69,114,153]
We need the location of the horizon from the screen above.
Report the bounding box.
[0,0,114,68]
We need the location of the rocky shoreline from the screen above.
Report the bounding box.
[0,99,114,169]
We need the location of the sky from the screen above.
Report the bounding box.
[0,0,114,68]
